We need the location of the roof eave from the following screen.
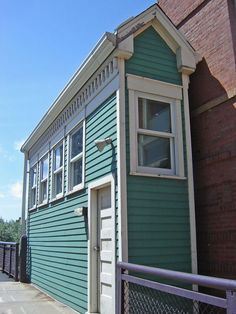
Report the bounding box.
[21,32,116,153]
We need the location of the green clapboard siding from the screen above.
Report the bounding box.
[125,27,191,273]
[27,93,117,314]
[126,26,182,85]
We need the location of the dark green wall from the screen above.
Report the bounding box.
[125,26,192,272]
[28,94,117,314]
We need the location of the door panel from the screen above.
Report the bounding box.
[98,186,113,314]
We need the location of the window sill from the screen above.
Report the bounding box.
[65,184,85,197]
[28,205,37,212]
[38,201,49,208]
[50,194,64,203]
[129,171,186,180]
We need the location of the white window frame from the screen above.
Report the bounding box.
[127,74,185,178]
[29,164,38,210]
[39,153,49,205]
[51,140,64,200]
[68,121,85,193]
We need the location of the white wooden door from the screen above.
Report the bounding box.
[97,186,114,314]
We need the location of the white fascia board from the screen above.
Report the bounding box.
[117,3,199,72]
[21,32,116,153]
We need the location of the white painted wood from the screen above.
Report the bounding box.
[98,186,113,314]
[127,74,183,100]
[182,73,198,277]
[117,59,128,262]
[22,36,116,153]
[117,4,198,72]
[88,174,116,314]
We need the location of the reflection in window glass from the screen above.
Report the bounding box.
[138,134,171,169]
[70,125,84,190]
[73,159,82,186]
[55,172,62,195]
[71,128,83,159]
[138,98,171,133]
[55,145,63,170]
[41,157,48,180]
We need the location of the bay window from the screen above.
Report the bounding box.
[128,74,184,178]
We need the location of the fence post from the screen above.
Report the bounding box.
[15,243,19,281]
[226,290,236,314]
[9,245,12,277]
[20,235,28,283]
[117,264,125,314]
[2,244,6,273]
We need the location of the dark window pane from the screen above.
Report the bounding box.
[138,98,171,133]
[73,159,82,186]
[138,135,171,169]
[41,158,48,180]
[55,171,62,195]
[31,188,36,206]
[71,128,83,158]
[41,181,47,201]
[31,167,37,187]
[55,145,63,170]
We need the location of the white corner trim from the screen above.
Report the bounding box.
[87,174,116,314]
[117,59,128,262]
[116,34,134,60]
[182,73,198,276]
[126,74,183,100]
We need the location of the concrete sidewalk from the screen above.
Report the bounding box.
[0,273,78,314]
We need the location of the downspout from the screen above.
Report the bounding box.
[21,151,29,237]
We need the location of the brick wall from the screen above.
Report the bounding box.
[159,0,236,108]
[158,0,236,279]
[191,96,236,279]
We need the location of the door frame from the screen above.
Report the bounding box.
[87,174,116,314]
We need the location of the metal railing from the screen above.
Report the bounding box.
[117,262,236,314]
[0,242,19,281]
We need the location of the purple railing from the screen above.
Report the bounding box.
[117,262,236,314]
[0,242,19,281]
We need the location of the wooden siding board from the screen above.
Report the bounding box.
[126,27,182,85]
[28,93,117,313]
[125,26,191,273]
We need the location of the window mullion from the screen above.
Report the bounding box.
[138,128,174,138]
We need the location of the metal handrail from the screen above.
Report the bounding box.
[0,241,19,281]
[117,261,236,291]
[117,262,236,314]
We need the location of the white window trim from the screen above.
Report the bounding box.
[38,153,49,206]
[28,163,38,211]
[128,74,185,178]
[51,140,65,201]
[67,120,85,194]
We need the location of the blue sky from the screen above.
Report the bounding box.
[0,0,154,220]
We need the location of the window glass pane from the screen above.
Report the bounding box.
[41,157,48,180]
[55,144,63,170]
[138,98,171,133]
[31,188,36,206]
[55,171,62,195]
[41,181,47,201]
[73,158,82,186]
[71,128,83,159]
[138,134,171,169]
[31,168,37,187]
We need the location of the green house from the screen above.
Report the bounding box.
[21,4,199,314]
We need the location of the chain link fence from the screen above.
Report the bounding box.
[123,281,226,314]
[117,262,236,314]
